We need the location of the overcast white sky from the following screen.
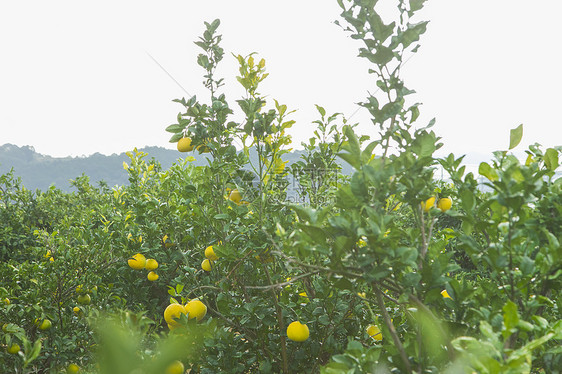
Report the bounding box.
[1,1,561,159]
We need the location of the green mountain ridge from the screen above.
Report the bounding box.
[0,143,348,192]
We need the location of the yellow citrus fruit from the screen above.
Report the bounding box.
[287,321,309,342]
[201,259,212,272]
[49,257,54,262]
[177,137,194,152]
[437,197,452,212]
[421,197,436,212]
[73,306,81,315]
[128,253,146,270]
[441,289,451,299]
[39,319,52,331]
[166,360,185,374]
[164,303,187,327]
[185,299,207,321]
[204,246,219,261]
[228,189,242,204]
[7,343,20,354]
[147,271,159,281]
[66,363,80,374]
[367,324,382,341]
[77,294,91,305]
[145,259,159,271]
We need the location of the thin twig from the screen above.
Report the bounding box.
[374,285,412,372]
[272,251,363,279]
[245,271,319,290]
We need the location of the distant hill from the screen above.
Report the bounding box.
[0,143,353,192]
[4,143,540,194]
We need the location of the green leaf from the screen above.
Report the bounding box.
[509,124,523,150]
[176,284,184,294]
[336,185,359,208]
[460,188,475,212]
[23,339,42,368]
[338,126,362,169]
[544,148,559,171]
[315,104,326,118]
[197,54,210,69]
[409,0,428,13]
[411,131,436,158]
[301,225,327,244]
[403,272,421,287]
[502,300,519,339]
[478,162,499,182]
[169,133,184,143]
[350,172,368,200]
[401,21,429,49]
[290,204,314,223]
[368,13,395,43]
[210,19,221,33]
[334,277,353,291]
[372,46,395,65]
[361,141,378,164]
[520,256,535,276]
[479,321,499,346]
[165,124,184,133]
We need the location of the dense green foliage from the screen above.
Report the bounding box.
[2,1,562,373]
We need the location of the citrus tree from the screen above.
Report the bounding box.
[1,0,562,373]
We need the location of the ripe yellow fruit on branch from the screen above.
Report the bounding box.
[201,259,212,272]
[128,253,146,270]
[287,321,310,342]
[437,197,452,212]
[367,324,382,341]
[177,137,194,152]
[228,189,242,204]
[421,197,436,212]
[166,360,185,374]
[204,246,219,261]
[185,299,207,321]
[147,271,159,281]
[145,259,159,270]
[164,303,187,328]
